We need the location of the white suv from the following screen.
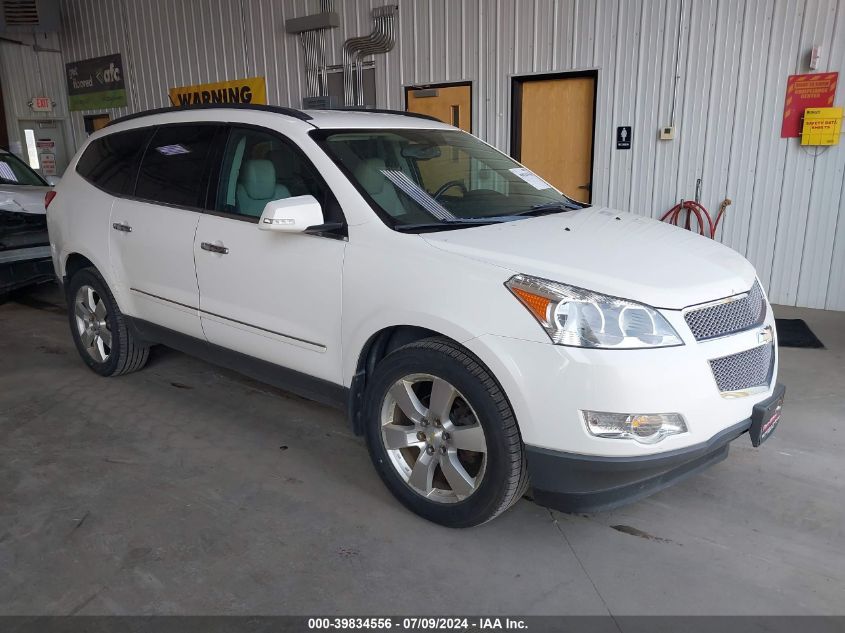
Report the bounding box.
[47,105,784,527]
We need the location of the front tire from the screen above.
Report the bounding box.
[363,338,528,527]
[67,267,149,377]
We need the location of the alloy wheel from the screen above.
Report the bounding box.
[73,284,112,363]
[380,373,487,503]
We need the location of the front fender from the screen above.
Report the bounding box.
[342,310,480,386]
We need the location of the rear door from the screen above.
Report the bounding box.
[193,124,346,384]
[109,123,219,339]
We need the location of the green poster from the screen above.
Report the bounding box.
[66,54,127,111]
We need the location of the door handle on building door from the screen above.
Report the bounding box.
[578,183,592,191]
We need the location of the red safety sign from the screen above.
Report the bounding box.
[781,72,838,138]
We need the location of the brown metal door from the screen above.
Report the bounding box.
[514,75,595,203]
[406,84,472,132]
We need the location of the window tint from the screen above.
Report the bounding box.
[216,127,330,219]
[76,128,152,195]
[135,124,218,208]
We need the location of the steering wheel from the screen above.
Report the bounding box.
[432,180,468,200]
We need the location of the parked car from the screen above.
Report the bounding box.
[46,104,784,527]
[0,148,56,297]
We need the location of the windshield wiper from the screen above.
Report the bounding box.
[394,218,503,233]
[512,200,583,216]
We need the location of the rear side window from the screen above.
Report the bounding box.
[76,128,152,195]
[135,124,218,208]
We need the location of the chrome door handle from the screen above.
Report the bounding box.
[201,241,229,255]
[112,222,132,232]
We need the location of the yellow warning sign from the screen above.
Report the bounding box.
[800,107,843,146]
[169,76,267,107]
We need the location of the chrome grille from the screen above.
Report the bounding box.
[709,343,774,394]
[684,281,766,341]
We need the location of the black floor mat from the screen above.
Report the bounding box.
[775,318,824,348]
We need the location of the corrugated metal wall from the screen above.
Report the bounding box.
[0,30,72,151]
[1,0,843,310]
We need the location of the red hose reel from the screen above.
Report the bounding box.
[661,198,731,239]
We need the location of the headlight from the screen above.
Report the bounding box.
[505,274,683,348]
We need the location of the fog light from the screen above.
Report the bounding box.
[581,411,687,444]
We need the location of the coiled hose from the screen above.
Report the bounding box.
[661,198,731,239]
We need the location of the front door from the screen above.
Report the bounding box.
[512,73,596,203]
[109,123,219,340]
[193,125,345,384]
[18,119,68,178]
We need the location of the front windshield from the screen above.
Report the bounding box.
[0,151,48,186]
[314,129,583,230]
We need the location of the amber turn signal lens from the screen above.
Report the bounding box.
[511,287,552,323]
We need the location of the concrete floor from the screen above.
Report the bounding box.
[1,283,843,616]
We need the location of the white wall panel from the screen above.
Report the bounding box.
[744,0,808,299]
[650,0,686,223]
[628,0,667,218]
[796,0,845,309]
[0,31,70,143]
[817,0,845,310]
[721,0,775,255]
[768,0,838,306]
[700,0,744,241]
[1,0,843,310]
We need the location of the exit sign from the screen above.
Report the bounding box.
[31,97,53,112]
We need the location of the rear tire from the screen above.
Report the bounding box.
[363,337,528,527]
[67,267,149,377]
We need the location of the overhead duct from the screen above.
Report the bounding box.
[342,5,398,107]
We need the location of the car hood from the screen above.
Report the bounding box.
[0,185,50,215]
[421,207,758,310]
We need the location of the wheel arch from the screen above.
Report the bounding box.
[348,325,448,435]
[346,325,517,438]
[64,252,96,283]
[62,251,126,309]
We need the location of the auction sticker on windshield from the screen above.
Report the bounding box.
[509,167,553,190]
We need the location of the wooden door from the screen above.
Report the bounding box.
[406,84,473,192]
[406,84,472,132]
[514,75,595,203]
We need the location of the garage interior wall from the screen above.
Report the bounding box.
[0,0,843,311]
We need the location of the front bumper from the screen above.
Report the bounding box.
[526,417,750,513]
[463,306,779,457]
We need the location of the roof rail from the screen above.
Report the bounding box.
[107,103,313,127]
[319,107,443,123]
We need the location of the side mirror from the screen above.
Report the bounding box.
[258,195,323,233]
[45,176,61,186]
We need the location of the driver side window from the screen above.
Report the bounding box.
[215,127,325,218]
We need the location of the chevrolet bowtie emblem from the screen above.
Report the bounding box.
[758,325,774,345]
